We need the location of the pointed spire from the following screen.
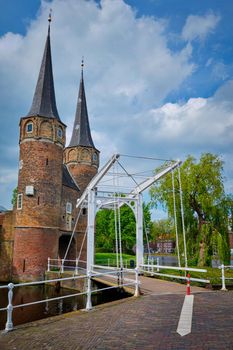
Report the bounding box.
[81,56,84,80]
[48,8,52,35]
[69,60,95,148]
[26,11,60,120]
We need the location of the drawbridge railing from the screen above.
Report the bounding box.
[2,262,231,332]
[0,266,138,333]
[140,263,210,284]
[47,258,87,274]
[219,264,233,291]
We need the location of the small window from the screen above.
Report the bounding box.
[93,153,98,162]
[17,194,23,210]
[66,202,72,214]
[57,127,63,138]
[26,122,33,133]
[82,208,87,216]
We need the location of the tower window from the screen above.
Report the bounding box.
[66,202,72,214]
[93,153,98,162]
[82,208,87,216]
[57,127,63,138]
[17,194,23,210]
[26,122,33,133]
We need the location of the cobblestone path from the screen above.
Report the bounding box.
[0,290,232,349]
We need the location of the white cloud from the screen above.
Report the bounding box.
[132,80,233,160]
[91,130,119,161]
[0,0,194,119]
[0,0,231,209]
[182,12,220,42]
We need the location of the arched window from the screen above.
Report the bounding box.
[40,121,52,139]
[17,194,23,210]
[68,149,76,162]
[57,127,63,138]
[93,152,98,162]
[66,202,72,214]
[26,122,33,133]
[81,149,90,161]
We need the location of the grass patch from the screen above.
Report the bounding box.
[95,253,233,287]
[95,252,136,266]
[146,266,233,287]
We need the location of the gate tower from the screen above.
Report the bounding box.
[13,18,66,281]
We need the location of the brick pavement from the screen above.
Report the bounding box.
[0,290,232,350]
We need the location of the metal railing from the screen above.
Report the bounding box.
[47,258,87,274]
[218,264,233,291]
[0,266,138,333]
[96,259,135,269]
[2,262,232,332]
[140,263,210,283]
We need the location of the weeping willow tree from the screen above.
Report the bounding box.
[150,153,231,266]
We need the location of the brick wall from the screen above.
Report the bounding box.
[63,145,99,264]
[64,145,99,194]
[60,185,79,232]
[20,116,66,146]
[0,211,15,281]
[13,227,59,282]
[16,140,63,228]
[59,185,88,265]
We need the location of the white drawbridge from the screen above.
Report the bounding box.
[2,154,210,332]
[67,154,182,273]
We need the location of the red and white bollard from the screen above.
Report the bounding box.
[186,273,191,295]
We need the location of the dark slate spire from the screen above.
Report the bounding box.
[26,12,60,120]
[69,59,95,148]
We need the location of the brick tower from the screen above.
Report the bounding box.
[13,18,66,281]
[64,61,99,262]
[64,61,99,193]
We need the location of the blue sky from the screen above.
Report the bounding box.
[0,0,233,218]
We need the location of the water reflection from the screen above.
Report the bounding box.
[0,283,129,330]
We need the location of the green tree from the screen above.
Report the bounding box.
[150,153,230,266]
[95,202,152,254]
[11,187,18,207]
[150,218,174,241]
[95,209,113,252]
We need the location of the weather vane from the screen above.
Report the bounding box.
[48,9,52,23]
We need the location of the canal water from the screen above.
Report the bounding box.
[151,255,233,267]
[0,283,130,330]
